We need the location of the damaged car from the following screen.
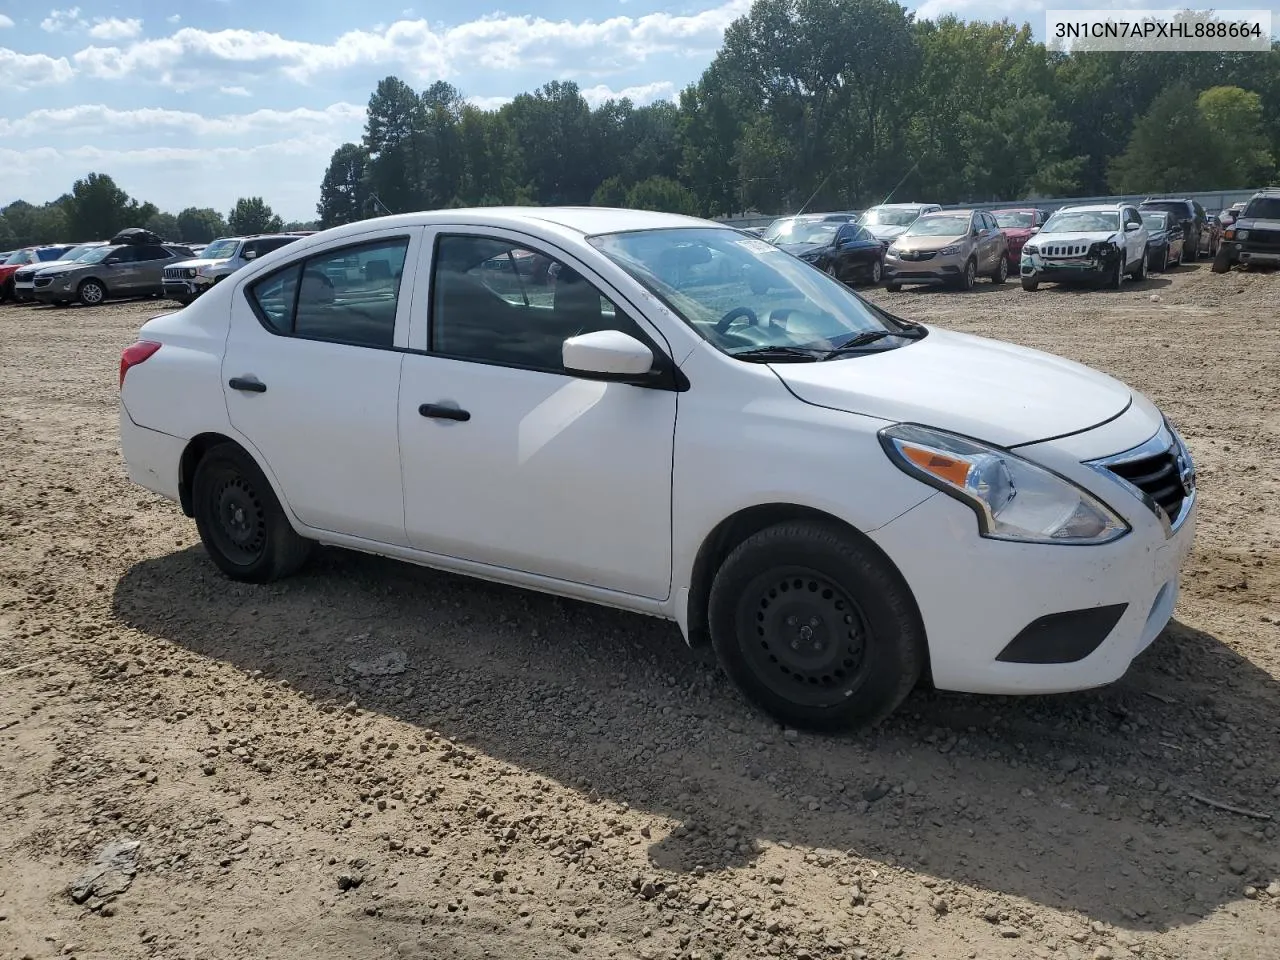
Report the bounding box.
[1019,204,1148,292]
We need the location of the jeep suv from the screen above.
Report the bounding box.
[163,234,303,304]
[1138,198,1206,262]
[1212,189,1280,272]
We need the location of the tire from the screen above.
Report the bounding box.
[707,520,926,731]
[1185,231,1199,262]
[1154,248,1168,272]
[77,279,107,306]
[1133,246,1148,281]
[868,260,882,285]
[1211,249,1233,273]
[957,258,977,291]
[1021,277,1039,292]
[1110,253,1124,289]
[885,281,901,293]
[990,256,1008,284]
[192,442,312,583]
[0,279,12,303]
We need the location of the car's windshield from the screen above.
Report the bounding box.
[3,250,30,266]
[861,208,920,227]
[993,211,1034,228]
[77,247,116,264]
[63,243,103,262]
[1243,197,1280,220]
[763,219,839,245]
[904,215,971,237]
[590,227,913,359]
[1042,211,1120,233]
[201,238,241,260]
[1142,212,1171,230]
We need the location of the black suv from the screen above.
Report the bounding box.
[1139,198,1206,262]
[1212,188,1280,273]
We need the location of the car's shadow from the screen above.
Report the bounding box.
[113,545,1280,934]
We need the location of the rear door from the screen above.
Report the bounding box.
[134,245,178,293]
[221,227,423,545]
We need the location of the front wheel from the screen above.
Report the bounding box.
[1211,248,1232,273]
[1133,246,1148,281]
[991,257,1008,284]
[957,258,977,291]
[77,279,107,306]
[1153,247,1168,272]
[708,521,926,731]
[192,443,313,583]
[868,260,882,285]
[885,281,901,293]
[1021,277,1039,292]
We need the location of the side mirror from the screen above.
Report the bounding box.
[243,250,258,260]
[1029,227,1040,234]
[1125,222,1141,232]
[563,330,654,381]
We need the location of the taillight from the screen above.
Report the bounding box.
[120,340,161,389]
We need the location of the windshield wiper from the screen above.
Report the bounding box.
[731,345,825,363]
[822,325,926,357]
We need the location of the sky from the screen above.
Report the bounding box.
[0,0,1270,221]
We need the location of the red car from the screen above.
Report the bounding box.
[0,245,71,302]
[990,208,1050,271]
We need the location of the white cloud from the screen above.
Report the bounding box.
[915,0,1045,17]
[580,80,676,107]
[0,14,15,28]
[466,95,512,110]
[69,2,750,87]
[88,17,143,40]
[0,102,365,140]
[167,14,181,24]
[0,48,75,88]
[41,7,85,32]
[219,85,251,96]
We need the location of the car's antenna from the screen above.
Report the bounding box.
[368,193,396,216]
[879,160,920,206]
[795,173,834,217]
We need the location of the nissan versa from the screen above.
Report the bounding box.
[118,208,1197,730]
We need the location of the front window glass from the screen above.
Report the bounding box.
[1142,213,1171,230]
[904,215,971,237]
[201,239,240,260]
[63,244,102,261]
[993,212,1034,228]
[861,208,920,227]
[1041,211,1120,233]
[1243,197,1280,219]
[763,219,839,245]
[590,227,910,359]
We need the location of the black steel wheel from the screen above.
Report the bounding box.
[192,442,312,582]
[708,520,926,731]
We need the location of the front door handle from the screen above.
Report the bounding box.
[419,403,470,422]
[228,377,267,393]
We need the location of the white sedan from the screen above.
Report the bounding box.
[118,207,1196,731]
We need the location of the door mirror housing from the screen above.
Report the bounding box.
[563,330,654,381]
[1125,222,1142,232]
[243,249,258,260]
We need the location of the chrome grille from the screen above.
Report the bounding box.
[898,250,936,261]
[162,267,184,280]
[33,277,53,288]
[1042,243,1090,257]
[1089,425,1195,534]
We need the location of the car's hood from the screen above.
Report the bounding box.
[865,224,908,241]
[772,327,1132,448]
[35,263,83,277]
[1029,231,1120,247]
[17,259,76,274]
[777,242,827,258]
[999,227,1036,240]
[171,257,228,269]
[890,234,964,252]
[1232,217,1280,231]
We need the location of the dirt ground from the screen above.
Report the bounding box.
[2,262,1279,960]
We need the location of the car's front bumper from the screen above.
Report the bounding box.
[31,283,74,303]
[868,426,1196,695]
[162,277,212,299]
[884,252,966,285]
[1020,251,1114,283]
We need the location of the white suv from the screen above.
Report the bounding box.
[1019,203,1149,291]
[118,207,1196,731]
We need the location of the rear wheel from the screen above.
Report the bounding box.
[192,443,312,583]
[707,521,926,731]
[77,279,106,306]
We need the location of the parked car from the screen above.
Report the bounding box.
[1218,202,1247,228]
[1138,198,1205,262]
[883,209,1008,291]
[859,203,942,243]
[11,241,107,301]
[771,219,886,285]
[31,242,195,306]
[1199,215,1222,258]
[1019,204,1149,291]
[762,212,860,246]
[0,245,72,302]
[990,208,1049,272]
[1212,188,1280,272]
[163,234,305,304]
[1141,212,1184,271]
[116,207,1197,730]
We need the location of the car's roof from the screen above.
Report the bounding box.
[919,209,973,216]
[990,207,1042,213]
[868,202,934,209]
[1141,197,1192,204]
[1057,204,1125,213]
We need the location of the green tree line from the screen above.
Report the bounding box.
[0,173,316,249]
[319,0,1280,226]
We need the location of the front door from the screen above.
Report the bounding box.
[398,229,678,600]
[221,228,422,545]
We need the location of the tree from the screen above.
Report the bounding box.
[591,176,630,207]
[626,176,699,216]
[1197,86,1274,187]
[228,197,284,235]
[0,214,13,248]
[1108,84,1217,193]
[145,211,180,240]
[317,143,371,228]
[66,173,135,240]
[177,207,229,243]
[502,81,596,204]
[283,220,318,232]
[364,76,427,215]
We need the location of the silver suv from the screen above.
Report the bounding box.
[163,234,303,304]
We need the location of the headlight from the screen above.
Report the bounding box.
[879,424,1129,544]
[1237,229,1249,240]
[1022,244,1037,255]
[936,245,960,255]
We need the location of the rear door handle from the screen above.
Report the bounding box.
[419,403,470,422]
[228,377,267,393]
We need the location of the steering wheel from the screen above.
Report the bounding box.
[714,306,759,334]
